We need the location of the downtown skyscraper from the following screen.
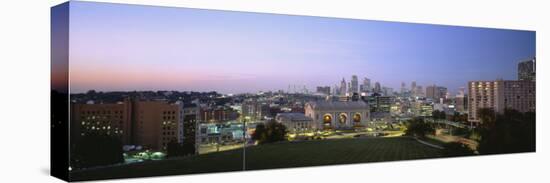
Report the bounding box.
[426,85,447,102]
[362,77,371,92]
[339,78,347,96]
[351,75,359,94]
[518,57,536,81]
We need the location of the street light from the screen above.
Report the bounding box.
[242,117,247,170]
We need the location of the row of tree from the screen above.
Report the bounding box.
[405,118,474,156]
[251,120,287,144]
[406,108,536,156]
[71,133,124,168]
[431,110,447,120]
[166,139,196,157]
[72,135,197,169]
[404,118,435,137]
[431,110,468,122]
[476,109,535,154]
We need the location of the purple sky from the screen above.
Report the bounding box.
[64,1,536,94]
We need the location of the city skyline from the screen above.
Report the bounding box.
[64,1,535,94]
[51,2,537,181]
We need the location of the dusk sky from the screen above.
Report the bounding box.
[66,1,535,94]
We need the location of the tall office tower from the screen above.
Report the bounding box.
[445,91,452,100]
[458,87,465,96]
[133,100,181,150]
[382,87,394,96]
[339,78,347,96]
[438,87,448,100]
[416,86,424,97]
[316,86,331,95]
[71,98,187,151]
[182,104,199,155]
[455,88,467,114]
[351,75,359,94]
[363,77,371,92]
[468,80,535,124]
[411,81,417,95]
[400,82,407,94]
[70,99,133,145]
[426,85,447,101]
[374,82,382,93]
[518,57,536,81]
[426,85,436,99]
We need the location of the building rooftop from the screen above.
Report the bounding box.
[306,101,368,110]
[275,113,312,122]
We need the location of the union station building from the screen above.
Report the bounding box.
[304,101,370,130]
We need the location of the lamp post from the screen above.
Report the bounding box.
[242,117,247,170]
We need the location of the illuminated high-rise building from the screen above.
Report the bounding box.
[374,82,382,94]
[132,100,181,150]
[518,57,536,81]
[411,81,417,95]
[455,88,467,114]
[468,80,535,124]
[71,99,183,151]
[426,85,447,101]
[316,86,331,95]
[362,77,371,92]
[339,78,347,96]
[382,87,394,96]
[70,100,133,145]
[400,82,407,94]
[181,103,199,155]
[351,75,359,94]
[416,86,424,97]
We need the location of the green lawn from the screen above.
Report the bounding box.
[245,137,443,170]
[70,137,443,181]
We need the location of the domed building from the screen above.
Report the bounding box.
[304,101,370,130]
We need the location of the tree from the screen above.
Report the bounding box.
[167,138,196,157]
[252,123,267,143]
[450,112,468,123]
[476,109,535,154]
[166,139,182,157]
[457,113,468,123]
[432,110,446,120]
[181,140,196,156]
[477,108,497,129]
[443,142,475,157]
[452,127,471,137]
[71,133,124,168]
[252,120,287,144]
[405,118,435,138]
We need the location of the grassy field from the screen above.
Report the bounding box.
[245,137,443,170]
[70,137,443,181]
